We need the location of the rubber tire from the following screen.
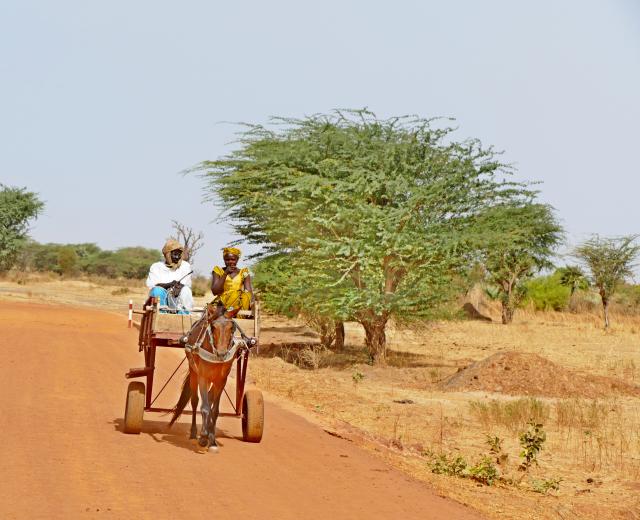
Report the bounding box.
[124,381,145,434]
[242,388,264,443]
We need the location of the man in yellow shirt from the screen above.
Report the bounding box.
[210,247,254,315]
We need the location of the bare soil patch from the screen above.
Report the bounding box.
[442,351,640,398]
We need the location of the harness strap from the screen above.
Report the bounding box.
[183,308,248,365]
[185,340,244,364]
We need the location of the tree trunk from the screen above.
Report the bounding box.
[318,320,336,348]
[361,315,388,365]
[334,321,345,350]
[501,303,515,325]
[500,281,516,325]
[600,291,610,329]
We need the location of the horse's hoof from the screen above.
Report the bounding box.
[198,438,208,448]
[208,445,219,453]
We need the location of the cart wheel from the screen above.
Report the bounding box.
[242,388,264,443]
[124,381,145,434]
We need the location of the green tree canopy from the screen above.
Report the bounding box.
[476,204,563,323]
[200,110,559,363]
[574,235,640,328]
[0,185,44,271]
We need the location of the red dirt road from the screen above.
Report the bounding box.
[0,302,482,519]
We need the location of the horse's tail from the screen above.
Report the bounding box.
[168,372,192,427]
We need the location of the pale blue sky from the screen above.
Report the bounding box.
[2,1,639,274]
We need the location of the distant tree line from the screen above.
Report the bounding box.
[14,241,161,279]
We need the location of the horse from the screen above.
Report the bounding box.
[169,302,249,451]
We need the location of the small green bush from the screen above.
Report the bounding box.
[430,454,468,477]
[519,421,547,471]
[523,271,570,311]
[467,456,499,485]
[531,477,561,494]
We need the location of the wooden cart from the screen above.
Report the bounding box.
[123,299,264,442]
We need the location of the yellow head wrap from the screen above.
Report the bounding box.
[222,247,241,257]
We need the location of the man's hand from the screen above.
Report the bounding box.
[169,280,184,298]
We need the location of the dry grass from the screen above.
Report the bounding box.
[252,308,640,519]
[469,398,550,432]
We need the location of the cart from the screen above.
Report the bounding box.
[123,298,264,442]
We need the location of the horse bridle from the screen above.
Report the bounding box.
[182,307,250,366]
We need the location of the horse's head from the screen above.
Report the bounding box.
[206,302,235,354]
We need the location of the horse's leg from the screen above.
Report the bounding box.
[207,385,223,449]
[197,376,212,448]
[189,370,198,440]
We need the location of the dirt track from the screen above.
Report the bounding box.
[0,302,481,519]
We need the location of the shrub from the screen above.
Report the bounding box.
[531,477,561,494]
[523,271,570,311]
[467,456,499,485]
[58,246,78,276]
[430,454,468,477]
[519,421,547,471]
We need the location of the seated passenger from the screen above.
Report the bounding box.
[211,247,253,316]
[146,239,194,312]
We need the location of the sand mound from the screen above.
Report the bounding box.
[442,351,640,398]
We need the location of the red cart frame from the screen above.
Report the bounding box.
[122,298,263,442]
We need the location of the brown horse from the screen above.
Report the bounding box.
[169,302,246,451]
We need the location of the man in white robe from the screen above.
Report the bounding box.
[146,239,194,312]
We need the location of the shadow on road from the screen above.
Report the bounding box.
[111,418,243,453]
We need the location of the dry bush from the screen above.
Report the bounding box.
[296,346,325,370]
[469,398,550,432]
[1,270,59,285]
[555,399,610,430]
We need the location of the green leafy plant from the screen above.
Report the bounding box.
[519,421,547,471]
[531,477,561,494]
[486,433,509,466]
[351,370,365,388]
[467,456,499,485]
[523,271,571,311]
[430,454,468,477]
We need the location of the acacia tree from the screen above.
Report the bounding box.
[574,235,640,329]
[199,110,554,364]
[558,265,588,296]
[0,185,44,272]
[478,204,563,324]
